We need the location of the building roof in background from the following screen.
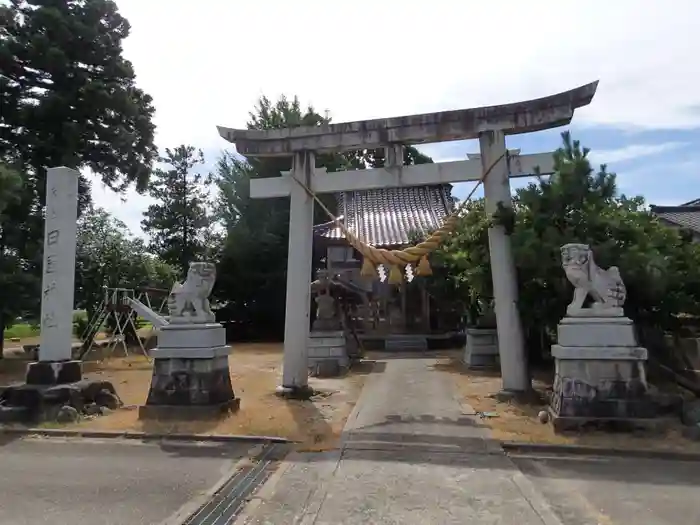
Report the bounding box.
[651,199,700,233]
[314,185,454,248]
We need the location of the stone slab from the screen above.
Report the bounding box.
[158,322,226,349]
[149,345,231,359]
[549,410,667,432]
[25,360,82,385]
[466,330,499,354]
[557,316,637,347]
[552,345,648,360]
[310,330,345,337]
[328,346,346,358]
[138,398,240,420]
[464,353,500,368]
[566,307,624,317]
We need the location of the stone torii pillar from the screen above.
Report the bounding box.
[218,81,598,397]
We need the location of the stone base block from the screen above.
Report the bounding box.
[308,331,348,377]
[151,322,232,359]
[463,329,499,368]
[140,356,237,419]
[26,360,82,385]
[550,343,655,423]
[0,378,119,423]
[557,316,637,347]
[158,322,226,349]
[275,384,316,400]
[312,319,342,331]
[550,410,673,434]
[138,399,240,420]
[149,345,231,359]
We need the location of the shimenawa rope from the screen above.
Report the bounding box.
[293,150,508,283]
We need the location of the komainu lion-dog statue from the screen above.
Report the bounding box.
[167,262,217,323]
[560,243,626,316]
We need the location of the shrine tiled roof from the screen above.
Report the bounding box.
[651,199,700,233]
[313,185,455,248]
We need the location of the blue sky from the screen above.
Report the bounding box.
[423,125,700,205]
[91,0,700,235]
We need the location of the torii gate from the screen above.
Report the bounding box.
[218,81,598,397]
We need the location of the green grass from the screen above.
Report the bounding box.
[5,314,154,341]
[5,323,40,339]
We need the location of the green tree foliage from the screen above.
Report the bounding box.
[0,0,157,350]
[0,162,22,215]
[141,146,214,277]
[0,162,36,356]
[214,95,435,340]
[0,0,157,191]
[75,207,178,345]
[430,132,700,360]
[213,97,328,339]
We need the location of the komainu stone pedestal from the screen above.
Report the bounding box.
[138,323,239,420]
[463,328,499,368]
[550,316,655,431]
[308,330,348,377]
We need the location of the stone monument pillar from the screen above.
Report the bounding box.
[138,262,239,419]
[549,243,654,431]
[27,166,82,385]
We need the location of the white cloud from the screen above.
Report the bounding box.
[588,142,688,164]
[91,181,152,236]
[102,0,700,230]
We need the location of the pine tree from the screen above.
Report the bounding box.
[141,146,214,277]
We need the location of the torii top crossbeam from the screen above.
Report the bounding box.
[218,81,598,157]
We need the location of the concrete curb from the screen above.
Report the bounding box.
[501,441,700,462]
[0,427,292,444]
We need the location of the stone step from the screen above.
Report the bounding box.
[384,336,428,352]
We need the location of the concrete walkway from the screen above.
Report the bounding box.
[237,356,562,524]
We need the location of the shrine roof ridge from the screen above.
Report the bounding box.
[218,81,598,157]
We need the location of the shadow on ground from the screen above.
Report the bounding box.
[512,453,700,487]
[366,351,458,361]
[155,440,263,459]
[349,360,386,375]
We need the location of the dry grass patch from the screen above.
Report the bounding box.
[73,343,365,450]
[1,343,367,450]
[436,353,700,454]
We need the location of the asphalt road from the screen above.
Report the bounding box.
[512,452,700,525]
[0,436,255,525]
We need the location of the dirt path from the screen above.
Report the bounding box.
[438,352,700,454]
